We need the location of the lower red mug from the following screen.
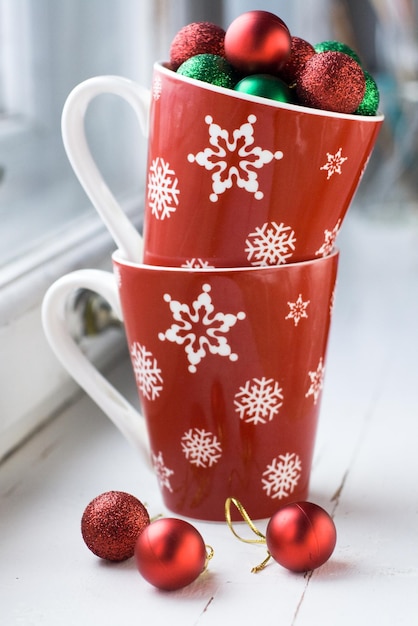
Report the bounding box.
[42,249,338,520]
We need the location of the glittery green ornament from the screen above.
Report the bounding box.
[355,71,380,115]
[176,53,236,88]
[234,74,293,103]
[314,40,362,66]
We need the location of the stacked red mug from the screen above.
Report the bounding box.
[44,14,383,520]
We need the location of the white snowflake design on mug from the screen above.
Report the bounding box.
[262,452,302,500]
[181,428,222,468]
[187,114,284,202]
[234,376,284,425]
[158,283,246,373]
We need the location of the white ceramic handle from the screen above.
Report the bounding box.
[61,76,150,263]
[41,269,150,459]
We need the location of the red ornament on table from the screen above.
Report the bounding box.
[225,497,336,573]
[81,491,150,562]
[266,501,337,572]
[135,518,211,591]
[224,10,291,74]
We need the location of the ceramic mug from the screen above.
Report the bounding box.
[62,62,383,268]
[42,249,338,521]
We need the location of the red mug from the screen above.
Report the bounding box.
[42,249,338,521]
[61,63,382,267]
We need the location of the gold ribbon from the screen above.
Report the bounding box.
[224,497,273,573]
[204,544,215,572]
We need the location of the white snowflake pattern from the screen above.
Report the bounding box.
[305,357,325,405]
[315,220,341,257]
[187,114,283,202]
[320,147,348,179]
[152,451,174,492]
[181,258,215,269]
[130,342,163,401]
[285,294,310,326]
[245,221,296,266]
[147,157,180,220]
[262,452,302,500]
[158,283,246,373]
[234,377,284,425]
[181,428,222,468]
[152,75,162,100]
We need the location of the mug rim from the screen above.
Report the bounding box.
[112,248,339,272]
[155,61,384,123]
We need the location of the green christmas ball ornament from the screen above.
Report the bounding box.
[355,71,380,115]
[234,74,293,103]
[176,53,236,88]
[314,40,362,66]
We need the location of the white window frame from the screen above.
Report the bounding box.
[0,0,194,461]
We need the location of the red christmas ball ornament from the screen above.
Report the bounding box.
[265,501,336,572]
[296,51,365,114]
[169,22,226,71]
[135,518,209,591]
[278,36,316,85]
[81,491,150,562]
[224,10,291,75]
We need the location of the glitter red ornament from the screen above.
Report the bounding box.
[135,518,210,591]
[224,10,291,74]
[296,51,366,114]
[266,501,336,572]
[81,491,150,562]
[169,22,226,71]
[278,36,316,85]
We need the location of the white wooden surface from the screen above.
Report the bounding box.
[1,212,418,625]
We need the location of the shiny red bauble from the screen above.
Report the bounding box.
[134,518,207,591]
[224,10,291,74]
[81,491,150,562]
[266,501,336,572]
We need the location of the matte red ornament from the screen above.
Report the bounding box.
[169,22,226,71]
[296,51,365,114]
[81,491,150,562]
[135,518,208,590]
[224,10,291,74]
[265,501,336,572]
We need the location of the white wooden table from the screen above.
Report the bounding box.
[1,212,418,625]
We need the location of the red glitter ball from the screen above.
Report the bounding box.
[224,10,291,74]
[266,501,337,572]
[81,491,150,562]
[169,22,226,71]
[278,36,315,85]
[296,51,366,114]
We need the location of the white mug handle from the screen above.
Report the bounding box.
[41,269,150,459]
[61,76,150,264]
